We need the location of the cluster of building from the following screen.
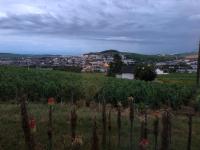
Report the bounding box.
[0,52,198,78]
[0,52,135,73]
[81,52,134,72]
[0,56,82,68]
[156,54,198,74]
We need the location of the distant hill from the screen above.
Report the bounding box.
[0,50,198,62]
[121,52,176,62]
[173,51,198,58]
[89,49,198,62]
[86,49,176,62]
[0,53,29,58]
[84,49,119,56]
[99,49,119,54]
[0,53,61,58]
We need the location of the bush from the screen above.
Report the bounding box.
[107,54,123,76]
[134,64,157,81]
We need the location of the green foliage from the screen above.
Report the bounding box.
[157,73,196,85]
[89,50,176,63]
[123,52,176,63]
[53,66,82,73]
[108,54,123,76]
[0,66,196,108]
[194,94,200,111]
[134,64,157,81]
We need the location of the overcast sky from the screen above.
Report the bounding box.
[0,0,200,55]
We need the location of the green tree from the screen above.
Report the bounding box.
[134,64,157,81]
[108,54,123,76]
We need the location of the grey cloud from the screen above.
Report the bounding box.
[0,0,199,54]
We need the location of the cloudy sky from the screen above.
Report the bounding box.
[0,0,200,55]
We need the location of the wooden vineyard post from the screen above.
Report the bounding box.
[144,109,148,140]
[91,117,99,150]
[160,110,171,150]
[47,97,55,150]
[102,99,107,150]
[71,106,77,141]
[117,102,122,149]
[20,95,35,150]
[71,91,74,104]
[108,109,112,150]
[196,40,200,86]
[129,96,134,150]
[139,110,149,150]
[153,113,159,150]
[48,105,52,150]
[187,113,193,150]
[139,121,145,150]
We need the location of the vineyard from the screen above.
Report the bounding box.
[0,66,200,149]
[0,102,200,150]
[0,66,197,109]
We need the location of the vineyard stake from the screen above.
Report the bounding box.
[48,105,53,150]
[144,108,148,139]
[20,95,35,150]
[102,99,107,150]
[187,113,193,150]
[117,102,122,149]
[108,109,112,150]
[160,110,171,150]
[153,115,159,150]
[129,96,134,150]
[91,117,99,150]
[71,106,77,141]
[47,97,55,150]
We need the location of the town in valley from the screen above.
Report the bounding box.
[0,50,198,79]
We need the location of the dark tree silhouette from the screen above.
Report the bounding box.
[134,64,157,81]
[108,54,123,76]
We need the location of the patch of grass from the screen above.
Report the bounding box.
[157,73,196,86]
[0,104,200,150]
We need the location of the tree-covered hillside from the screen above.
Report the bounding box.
[86,49,176,62]
[122,52,176,62]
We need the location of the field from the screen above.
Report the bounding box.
[0,103,200,150]
[157,73,196,85]
[0,66,196,108]
[0,66,199,150]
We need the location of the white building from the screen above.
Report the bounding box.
[156,68,168,75]
[116,65,135,80]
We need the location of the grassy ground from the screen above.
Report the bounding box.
[0,103,200,150]
[157,73,196,85]
[0,67,199,149]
